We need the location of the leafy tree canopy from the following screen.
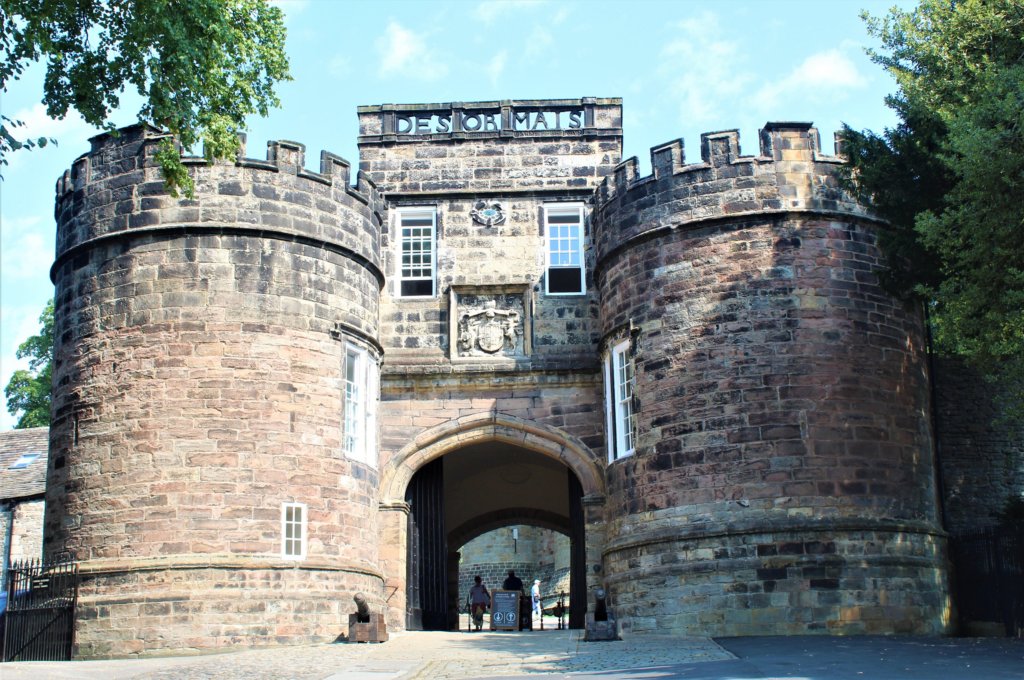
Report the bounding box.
[841,0,1024,418]
[4,299,54,429]
[0,0,290,195]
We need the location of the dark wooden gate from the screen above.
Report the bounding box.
[950,526,1023,636]
[406,514,423,630]
[568,470,586,629]
[406,457,448,630]
[2,557,79,662]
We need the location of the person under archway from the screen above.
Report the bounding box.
[532,579,543,626]
[502,570,523,592]
[503,570,528,630]
[468,575,490,632]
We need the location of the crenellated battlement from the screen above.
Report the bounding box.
[592,122,867,267]
[56,124,384,215]
[53,124,384,280]
[596,122,844,207]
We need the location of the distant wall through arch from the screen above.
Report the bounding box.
[456,523,571,620]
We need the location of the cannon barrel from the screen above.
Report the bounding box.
[353,593,371,622]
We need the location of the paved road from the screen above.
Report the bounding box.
[669,636,1024,680]
[2,631,1021,679]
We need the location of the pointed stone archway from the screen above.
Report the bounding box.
[377,412,607,631]
[381,412,606,501]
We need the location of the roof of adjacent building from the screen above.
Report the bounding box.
[0,427,49,502]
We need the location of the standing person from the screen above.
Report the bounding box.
[531,579,543,624]
[468,575,490,631]
[503,570,526,630]
[502,570,523,592]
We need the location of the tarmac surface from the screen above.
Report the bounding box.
[1,630,1021,679]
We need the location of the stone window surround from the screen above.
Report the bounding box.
[342,340,379,467]
[395,206,437,298]
[543,202,586,296]
[603,337,636,462]
[281,502,307,560]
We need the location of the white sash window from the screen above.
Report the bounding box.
[343,342,378,467]
[396,207,436,297]
[604,339,636,461]
[544,204,585,295]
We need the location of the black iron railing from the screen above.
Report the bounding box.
[2,556,79,662]
[950,526,1023,637]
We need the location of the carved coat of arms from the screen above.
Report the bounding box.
[458,300,520,354]
[470,200,505,227]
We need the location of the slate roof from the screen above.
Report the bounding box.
[0,427,49,501]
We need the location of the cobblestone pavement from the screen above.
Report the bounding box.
[6,632,1021,679]
[0,630,733,680]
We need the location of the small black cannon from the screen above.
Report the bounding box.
[584,586,619,641]
[553,591,567,630]
[593,587,608,621]
[348,592,388,643]
[354,593,371,622]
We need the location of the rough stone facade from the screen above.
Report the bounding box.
[1,427,50,577]
[593,126,946,635]
[5,499,45,563]
[45,98,956,658]
[47,128,385,656]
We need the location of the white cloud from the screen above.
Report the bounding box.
[0,215,52,281]
[551,6,571,25]
[0,305,44,431]
[4,103,94,172]
[329,54,353,79]
[0,213,53,429]
[376,21,449,82]
[486,51,508,88]
[658,12,752,126]
[524,25,553,60]
[753,49,868,112]
[475,0,546,25]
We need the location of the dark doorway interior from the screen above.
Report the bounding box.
[568,469,586,629]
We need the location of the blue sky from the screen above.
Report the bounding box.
[0,0,912,430]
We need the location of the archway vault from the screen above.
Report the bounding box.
[380,411,606,502]
[449,508,569,549]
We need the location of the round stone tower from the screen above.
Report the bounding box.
[592,124,950,636]
[45,125,385,656]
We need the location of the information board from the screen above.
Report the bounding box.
[490,590,519,630]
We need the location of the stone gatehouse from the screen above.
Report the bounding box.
[43,98,954,657]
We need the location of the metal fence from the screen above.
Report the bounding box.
[949,526,1024,637]
[2,556,79,662]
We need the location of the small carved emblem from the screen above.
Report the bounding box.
[459,300,519,354]
[471,200,505,227]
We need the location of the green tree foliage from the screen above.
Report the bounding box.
[0,0,290,195]
[4,300,54,429]
[841,0,1024,418]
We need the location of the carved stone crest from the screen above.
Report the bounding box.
[459,300,519,354]
[470,200,505,227]
[449,285,532,361]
